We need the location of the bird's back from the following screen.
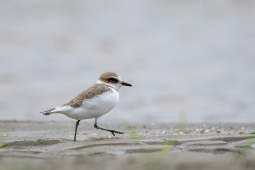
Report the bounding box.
[41,84,119,119]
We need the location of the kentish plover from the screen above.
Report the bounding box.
[41,72,132,141]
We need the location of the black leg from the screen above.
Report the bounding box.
[94,117,124,136]
[74,120,80,141]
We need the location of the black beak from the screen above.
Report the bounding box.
[121,81,132,86]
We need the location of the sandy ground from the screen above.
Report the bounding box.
[0,121,255,170]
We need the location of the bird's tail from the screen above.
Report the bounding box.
[41,108,55,116]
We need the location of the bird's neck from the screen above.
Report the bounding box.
[96,80,121,91]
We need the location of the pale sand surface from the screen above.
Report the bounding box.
[0,121,255,170]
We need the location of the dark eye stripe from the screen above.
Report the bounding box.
[108,78,118,83]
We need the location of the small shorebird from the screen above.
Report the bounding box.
[41,72,132,141]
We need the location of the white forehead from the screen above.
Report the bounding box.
[113,75,122,81]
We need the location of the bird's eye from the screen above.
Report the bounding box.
[108,78,117,83]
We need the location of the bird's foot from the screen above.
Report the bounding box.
[110,130,124,136]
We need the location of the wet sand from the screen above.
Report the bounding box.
[0,121,255,170]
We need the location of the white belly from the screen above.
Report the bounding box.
[55,87,119,120]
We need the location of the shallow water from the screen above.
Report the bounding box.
[0,0,255,122]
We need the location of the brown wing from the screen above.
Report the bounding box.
[62,84,112,108]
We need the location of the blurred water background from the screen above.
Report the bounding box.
[0,0,254,122]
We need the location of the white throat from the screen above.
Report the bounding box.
[96,80,122,91]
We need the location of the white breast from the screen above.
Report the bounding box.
[61,87,119,120]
